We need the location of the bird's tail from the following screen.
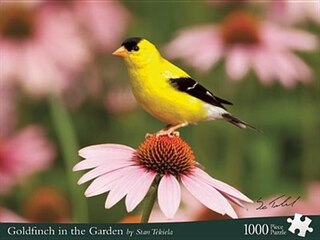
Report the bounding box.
[222,113,260,132]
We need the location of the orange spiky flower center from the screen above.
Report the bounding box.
[0,5,35,40]
[220,11,260,45]
[135,135,196,176]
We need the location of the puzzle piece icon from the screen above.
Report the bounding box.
[287,213,313,237]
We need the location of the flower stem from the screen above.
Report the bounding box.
[140,185,157,223]
[48,95,88,222]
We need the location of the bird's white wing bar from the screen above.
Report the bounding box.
[186,82,198,91]
[206,91,213,97]
[169,77,232,109]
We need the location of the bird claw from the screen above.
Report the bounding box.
[145,133,153,138]
[155,130,180,138]
[145,131,179,138]
[170,131,180,137]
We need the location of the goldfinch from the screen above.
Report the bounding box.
[113,37,256,135]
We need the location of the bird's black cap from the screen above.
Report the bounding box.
[121,37,142,51]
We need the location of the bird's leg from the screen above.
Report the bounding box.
[154,124,172,137]
[156,122,188,137]
[145,133,153,138]
[145,124,170,138]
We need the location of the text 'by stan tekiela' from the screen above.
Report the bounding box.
[6,225,174,237]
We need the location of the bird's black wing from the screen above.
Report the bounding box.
[169,77,232,110]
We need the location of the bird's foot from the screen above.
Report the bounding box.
[145,131,179,138]
[155,129,180,138]
[145,133,153,138]
[154,122,188,138]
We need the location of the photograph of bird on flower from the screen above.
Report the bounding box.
[0,1,319,224]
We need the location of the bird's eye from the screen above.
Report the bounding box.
[133,45,139,51]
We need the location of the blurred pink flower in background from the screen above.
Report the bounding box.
[0,126,55,195]
[0,208,28,223]
[73,135,252,219]
[71,1,130,52]
[104,86,137,115]
[0,2,90,97]
[267,0,320,26]
[0,83,16,138]
[165,11,318,88]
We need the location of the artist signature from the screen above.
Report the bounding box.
[256,195,301,210]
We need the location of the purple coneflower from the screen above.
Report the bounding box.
[0,2,90,97]
[0,208,28,223]
[0,126,55,195]
[73,135,252,221]
[0,83,16,137]
[165,11,318,88]
[267,0,320,26]
[71,1,130,52]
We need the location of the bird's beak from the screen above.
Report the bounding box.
[112,46,128,57]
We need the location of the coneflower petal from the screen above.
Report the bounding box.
[73,156,132,171]
[79,144,135,158]
[225,195,246,209]
[125,170,157,212]
[187,174,238,218]
[85,166,137,197]
[226,47,250,81]
[181,174,225,216]
[193,168,253,203]
[77,161,133,185]
[158,174,181,219]
[105,166,144,209]
[251,49,274,84]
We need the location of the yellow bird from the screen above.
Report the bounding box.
[113,37,256,136]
